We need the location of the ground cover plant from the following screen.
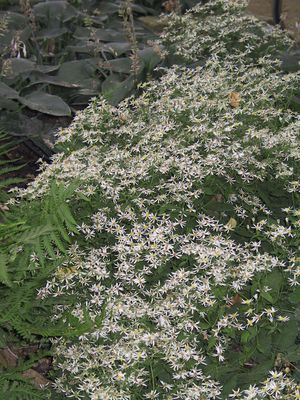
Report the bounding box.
[0,0,300,399]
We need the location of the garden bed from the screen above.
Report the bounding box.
[0,1,300,399]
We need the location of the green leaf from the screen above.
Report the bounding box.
[26,71,80,89]
[281,50,300,72]
[0,252,11,287]
[288,287,300,304]
[35,27,69,40]
[273,320,299,350]
[260,291,274,303]
[285,345,300,363]
[206,201,233,212]
[0,11,28,29]
[102,74,136,106]
[237,360,274,386]
[20,225,54,245]
[4,59,58,78]
[0,82,19,99]
[256,329,272,355]
[291,96,300,112]
[241,327,257,344]
[100,58,133,74]
[102,73,122,93]
[0,177,23,190]
[19,92,71,116]
[57,59,99,85]
[222,375,238,398]
[100,42,132,56]
[0,98,19,111]
[262,269,283,293]
[33,1,78,25]
[138,47,162,71]
[73,27,124,42]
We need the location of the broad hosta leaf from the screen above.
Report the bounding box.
[102,74,136,105]
[74,27,125,42]
[0,111,44,137]
[57,59,99,85]
[0,82,19,99]
[33,1,78,25]
[75,79,101,95]
[4,59,59,79]
[100,57,133,74]
[0,26,32,50]
[36,27,69,40]
[3,59,36,77]
[26,71,80,88]
[138,16,167,31]
[86,15,109,26]
[19,92,71,116]
[0,11,28,29]
[101,73,123,92]
[93,1,121,15]
[0,98,19,111]
[130,3,155,15]
[66,43,98,56]
[67,42,131,57]
[100,57,145,75]
[100,42,132,56]
[138,46,162,70]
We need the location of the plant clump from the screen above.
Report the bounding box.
[159,0,293,63]
[2,0,300,399]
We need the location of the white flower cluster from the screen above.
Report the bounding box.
[18,0,300,399]
[229,371,298,399]
[159,0,293,63]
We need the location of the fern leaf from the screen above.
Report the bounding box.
[50,231,66,254]
[0,164,25,177]
[0,158,21,166]
[57,204,78,233]
[0,377,48,400]
[63,179,80,199]
[42,236,56,259]
[34,238,45,267]
[0,177,23,190]
[51,213,70,243]
[0,252,11,287]
[20,225,54,245]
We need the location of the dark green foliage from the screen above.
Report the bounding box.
[0,180,80,286]
[0,0,163,145]
[0,132,23,204]
[0,377,47,400]
[0,179,89,398]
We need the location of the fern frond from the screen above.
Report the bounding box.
[0,251,11,287]
[42,236,56,259]
[50,231,66,254]
[0,164,25,177]
[0,177,23,191]
[0,133,24,204]
[0,379,44,400]
[0,137,20,157]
